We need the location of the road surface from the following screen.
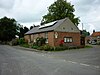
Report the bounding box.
[0,45,100,75]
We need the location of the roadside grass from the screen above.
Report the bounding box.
[20,44,30,48]
[85,45,93,48]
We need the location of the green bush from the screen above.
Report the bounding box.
[37,45,53,51]
[36,37,46,46]
[97,42,100,45]
[43,45,52,51]
[85,45,92,48]
[32,46,39,49]
[37,46,44,50]
[18,38,25,45]
[21,44,29,48]
[55,46,68,51]
[37,45,68,51]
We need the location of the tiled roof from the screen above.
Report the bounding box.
[91,32,100,37]
[25,18,66,35]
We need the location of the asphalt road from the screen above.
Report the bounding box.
[0,45,100,75]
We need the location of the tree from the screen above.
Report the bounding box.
[30,26,33,30]
[0,16,19,42]
[19,26,29,38]
[82,30,90,37]
[19,26,24,38]
[24,26,29,33]
[41,0,80,26]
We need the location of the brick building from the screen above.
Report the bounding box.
[24,18,84,47]
[90,32,100,44]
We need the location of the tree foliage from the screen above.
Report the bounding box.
[0,16,19,42]
[82,30,90,37]
[30,26,33,30]
[19,26,29,38]
[24,26,29,33]
[41,0,80,26]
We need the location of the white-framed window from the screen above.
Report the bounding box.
[64,37,73,43]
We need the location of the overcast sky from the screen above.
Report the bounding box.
[0,0,100,34]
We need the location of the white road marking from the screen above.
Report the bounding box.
[40,53,100,69]
[79,63,90,67]
[67,60,100,69]
[42,54,44,56]
[94,66,100,69]
[63,60,66,62]
[68,61,77,64]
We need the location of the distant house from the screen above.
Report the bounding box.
[90,32,100,44]
[24,18,84,47]
[85,36,91,44]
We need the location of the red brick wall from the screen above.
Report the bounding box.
[24,35,30,43]
[48,32,55,46]
[54,32,81,46]
[24,32,55,46]
[24,32,81,47]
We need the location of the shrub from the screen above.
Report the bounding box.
[21,44,29,48]
[37,45,68,51]
[37,45,54,51]
[18,38,25,45]
[85,45,92,48]
[97,42,100,45]
[43,45,52,51]
[36,37,46,46]
[55,46,68,51]
[32,45,39,49]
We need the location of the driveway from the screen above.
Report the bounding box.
[0,45,100,75]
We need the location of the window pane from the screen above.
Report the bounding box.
[67,38,70,42]
[70,38,72,42]
[64,38,66,42]
[64,37,73,43]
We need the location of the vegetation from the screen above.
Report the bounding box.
[18,38,25,45]
[19,26,29,38]
[97,42,100,45]
[81,30,90,37]
[30,26,33,30]
[41,0,80,26]
[36,37,46,46]
[0,16,20,42]
[20,44,30,48]
[85,45,93,48]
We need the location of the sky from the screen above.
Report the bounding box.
[0,0,100,34]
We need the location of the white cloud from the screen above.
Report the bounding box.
[0,0,100,33]
[0,0,15,9]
